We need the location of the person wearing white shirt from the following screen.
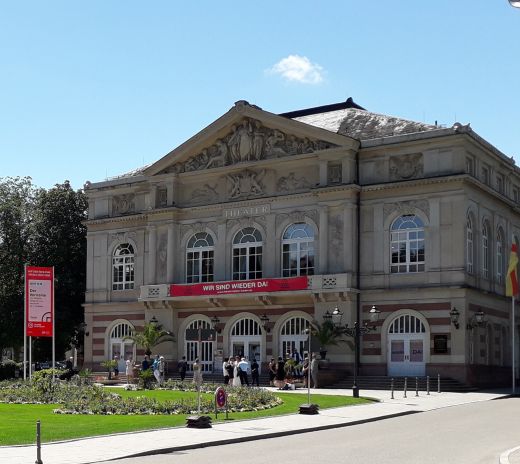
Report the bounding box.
[238,357,250,386]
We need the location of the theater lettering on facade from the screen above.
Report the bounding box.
[83,98,520,387]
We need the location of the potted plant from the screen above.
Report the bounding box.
[309,320,345,360]
[101,359,118,380]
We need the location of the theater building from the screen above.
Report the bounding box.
[83,98,520,387]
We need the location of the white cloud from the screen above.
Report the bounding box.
[268,55,324,84]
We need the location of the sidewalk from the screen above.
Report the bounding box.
[0,388,508,464]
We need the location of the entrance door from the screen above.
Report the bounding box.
[109,322,135,372]
[387,314,427,377]
[230,317,262,373]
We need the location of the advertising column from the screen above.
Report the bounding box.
[24,266,54,379]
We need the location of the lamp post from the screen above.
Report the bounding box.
[331,305,380,398]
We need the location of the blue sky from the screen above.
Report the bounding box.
[1,1,519,189]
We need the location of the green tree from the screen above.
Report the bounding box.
[309,320,345,349]
[0,177,36,356]
[30,181,87,360]
[124,322,175,356]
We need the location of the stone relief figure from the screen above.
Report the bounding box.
[389,153,423,180]
[167,118,338,174]
[277,172,312,193]
[227,169,266,199]
[112,194,135,215]
[192,184,219,202]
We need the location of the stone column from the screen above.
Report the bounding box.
[147,225,157,284]
[319,206,329,273]
[265,214,277,277]
[167,222,175,283]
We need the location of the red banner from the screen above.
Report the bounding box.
[170,276,308,297]
[25,266,54,337]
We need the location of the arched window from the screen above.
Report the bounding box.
[109,321,135,371]
[282,223,315,277]
[231,318,261,336]
[388,314,426,334]
[482,222,490,279]
[184,320,214,372]
[390,215,425,273]
[232,228,262,280]
[497,228,505,284]
[112,243,135,290]
[186,232,214,283]
[467,215,474,274]
[280,317,310,359]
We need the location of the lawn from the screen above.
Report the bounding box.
[0,389,372,446]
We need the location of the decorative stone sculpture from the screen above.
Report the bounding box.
[277,172,312,193]
[227,170,266,199]
[112,194,135,215]
[389,153,423,180]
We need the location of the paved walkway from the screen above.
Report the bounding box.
[0,388,509,464]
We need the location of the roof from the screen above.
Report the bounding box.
[286,99,438,140]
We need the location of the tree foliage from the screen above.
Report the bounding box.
[0,177,87,361]
[309,320,346,348]
[124,322,175,356]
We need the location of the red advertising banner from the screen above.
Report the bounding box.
[25,266,54,337]
[170,276,308,297]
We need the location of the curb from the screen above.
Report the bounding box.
[105,410,419,462]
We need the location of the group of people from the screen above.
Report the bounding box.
[222,356,260,387]
[267,350,319,389]
[141,354,166,385]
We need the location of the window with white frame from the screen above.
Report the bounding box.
[282,223,315,277]
[467,216,474,274]
[112,243,135,290]
[280,317,310,358]
[390,215,425,273]
[482,222,490,279]
[496,228,504,283]
[232,227,262,280]
[186,232,214,283]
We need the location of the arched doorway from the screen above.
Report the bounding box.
[387,313,427,376]
[279,316,310,359]
[184,319,214,373]
[109,322,135,373]
[229,317,262,371]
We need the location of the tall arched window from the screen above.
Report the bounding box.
[282,223,315,277]
[184,319,214,372]
[109,321,135,372]
[280,317,310,359]
[497,228,505,284]
[482,222,490,279]
[186,232,214,283]
[232,228,262,280]
[112,243,135,290]
[390,215,425,273]
[466,215,474,274]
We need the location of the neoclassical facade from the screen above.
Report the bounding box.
[83,98,520,386]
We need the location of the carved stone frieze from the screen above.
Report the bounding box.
[276,172,312,194]
[384,200,430,220]
[180,222,217,238]
[191,183,219,203]
[112,194,135,216]
[276,209,318,228]
[166,118,337,174]
[227,169,266,199]
[227,215,266,230]
[389,153,423,180]
[109,231,137,244]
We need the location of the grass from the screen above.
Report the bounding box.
[0,388,372,446]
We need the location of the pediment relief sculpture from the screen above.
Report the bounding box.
[277,172,312,193]
[389,153,423,180]
[191,183,219,203]
[112,194,135,216]
[167,118,337,174]
[227,169,266,199]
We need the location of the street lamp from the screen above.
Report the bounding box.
[210,315,221,333]
[330,305,380,398]
[299,327,319,415]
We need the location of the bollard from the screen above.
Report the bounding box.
[391,378,394,399]
[437,373,441,393]
[427,375,430,395]
[404,377,407,398]
[35,420,43,464]
[415,377,419,397]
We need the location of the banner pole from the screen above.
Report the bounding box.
[29,336,32,380]
[513,296,516,395]
[23,264,27,381]
[52,266,55,372]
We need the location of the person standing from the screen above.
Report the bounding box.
[142,355,150,372]
[268,358,277,386]
[310,353,319,388]
[178,356,187,381]
[232,356,242,386]
[226,358,234,385]
[113,355,119,378]
[238,357,250,386]
[125,357,132,384]
[250,358,260,387]
[275,356,285,389]
[223,357,230,385]
[152,355,161,384]
[291,348,302,379]
[158,356,165,385]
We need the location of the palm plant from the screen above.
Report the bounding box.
[309,320,346,359]
[124,321,175,356]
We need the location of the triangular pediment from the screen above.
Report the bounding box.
[144,101,358,177]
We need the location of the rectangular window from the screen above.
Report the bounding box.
[481,166,490,185]
[497,174,504,194]
[465,157,475,176]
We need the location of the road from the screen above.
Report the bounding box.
[109,397,520,464]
